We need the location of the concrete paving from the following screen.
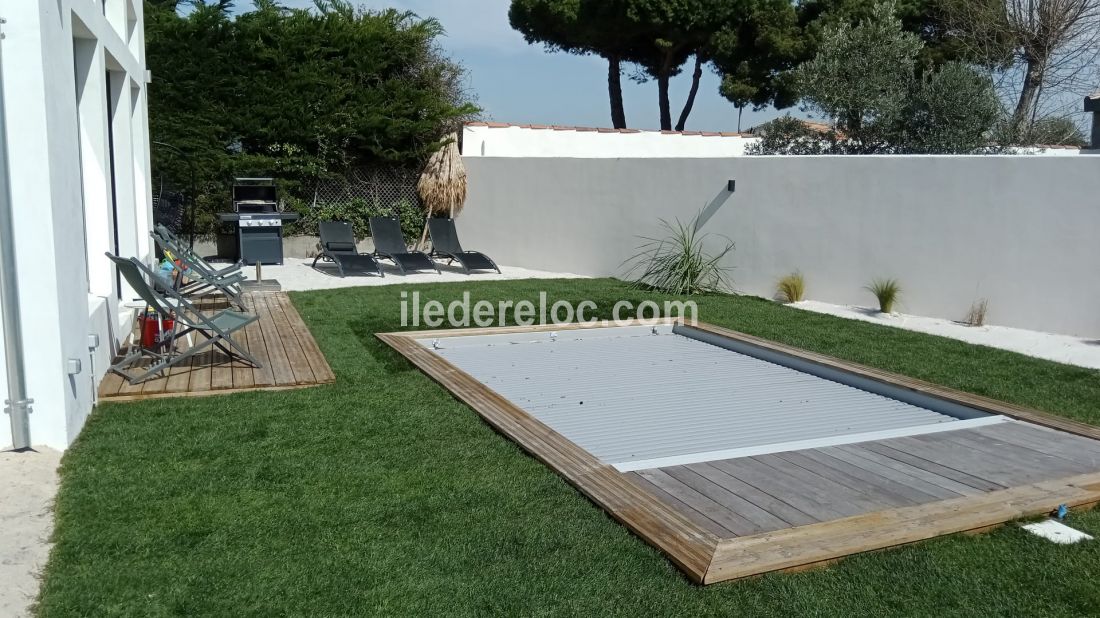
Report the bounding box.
[244,259,586,292]
[0,448,60,618]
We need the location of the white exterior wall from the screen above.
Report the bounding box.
[462,124,1085,158]
[460,155,1100,338]
[463,124,759,158]
[1,0,151,450]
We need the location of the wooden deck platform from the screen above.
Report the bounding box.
[99,292,335,402]
[380,320,1100,584]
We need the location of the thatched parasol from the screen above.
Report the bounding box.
[415,134,466,249]
[417,134,466,218]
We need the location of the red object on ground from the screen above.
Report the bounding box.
[138,314,175,349]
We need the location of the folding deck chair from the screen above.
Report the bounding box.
[151,229,248,310]
[427,218,501,274]
[105,253,261,384]
[154,224,242,278]
[311,221,384,277]
[368,216,439,275]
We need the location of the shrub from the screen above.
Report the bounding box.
[623,215,734,295]
[776,272,806,303]
[965,299,989,327]
[866,278,902,313]
[146,2,479,235]
[287,196,425,242]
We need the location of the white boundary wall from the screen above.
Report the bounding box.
[1,0,151,449]
[463,124,759,158]
[462,123,1084,159]
[459,155,1100,338]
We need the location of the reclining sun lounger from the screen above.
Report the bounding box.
[427,218,500,274]
[151,232,248,310]
[368,216,439,275]
[154,224,242,278]
[311,221,384,278]
[105,252,261,384]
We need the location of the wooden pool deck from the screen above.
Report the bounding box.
[380,320,1100,584]
[99,292,335,402]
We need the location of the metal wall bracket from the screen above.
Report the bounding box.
[3,398,34,415]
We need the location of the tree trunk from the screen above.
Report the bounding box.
[737,106,743,133]
[657,71,672,131]
[674,55,704,132]
[607,55,627,129]
[1013,57,1043,140]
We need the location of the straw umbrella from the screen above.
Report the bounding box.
[416,134,466,248]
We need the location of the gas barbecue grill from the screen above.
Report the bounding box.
[217,178,299,265]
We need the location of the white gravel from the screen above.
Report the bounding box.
[792,300,1100,370]
[246,260,586,292]
[0,448,61,618]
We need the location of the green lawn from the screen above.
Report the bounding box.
[37,279,1100,616]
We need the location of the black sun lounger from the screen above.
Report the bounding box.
[368,216,439,275]
[311,221,384,277]
[105,253,261,384]
[427,218,501,274]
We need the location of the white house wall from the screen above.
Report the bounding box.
[1,0,151,450]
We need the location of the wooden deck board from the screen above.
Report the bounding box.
[662,466,793,532]
[242,294,276,388]
[254,294,297,387]
[379,320,1100,584]
[264,294,315,385]
[685,462,820,528]
[818,444,968,500]
[98,292,333,402]
[273,293,335,383]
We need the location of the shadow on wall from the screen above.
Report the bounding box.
[694,181,736,232]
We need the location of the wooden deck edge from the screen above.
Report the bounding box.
[377,331,719,583]
[380,321,1100,587]
[703,472,1100,584]
[687,321,1100,442]
[99,380,334,403]
[386,317,680,340]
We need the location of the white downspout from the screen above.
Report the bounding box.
[0,20,33,450]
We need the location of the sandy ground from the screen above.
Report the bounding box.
[793,300,1100,370]
[247,260,587,292]
[0,448,60,618]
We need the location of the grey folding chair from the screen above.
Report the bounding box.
[368,216,439,275]
[151,231,248,310]
[106,253,261,384]
[427,218,501,274]
[154,224,242,278]
[312,221,384,277]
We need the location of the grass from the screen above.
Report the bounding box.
[867,278,902,314]
[776,271,806,303]
[965,298,990,327]
[622,215,734,295]
[37,279,1100,617]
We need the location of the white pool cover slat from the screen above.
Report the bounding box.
[422,326,1002,470]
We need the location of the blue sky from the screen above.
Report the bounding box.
[232,0,792,132]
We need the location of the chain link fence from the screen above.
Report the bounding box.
[152,179,187,235]
[297,166,427,241]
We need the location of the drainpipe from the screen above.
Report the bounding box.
[1085,94,1099,150]
[0,22,33,450]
